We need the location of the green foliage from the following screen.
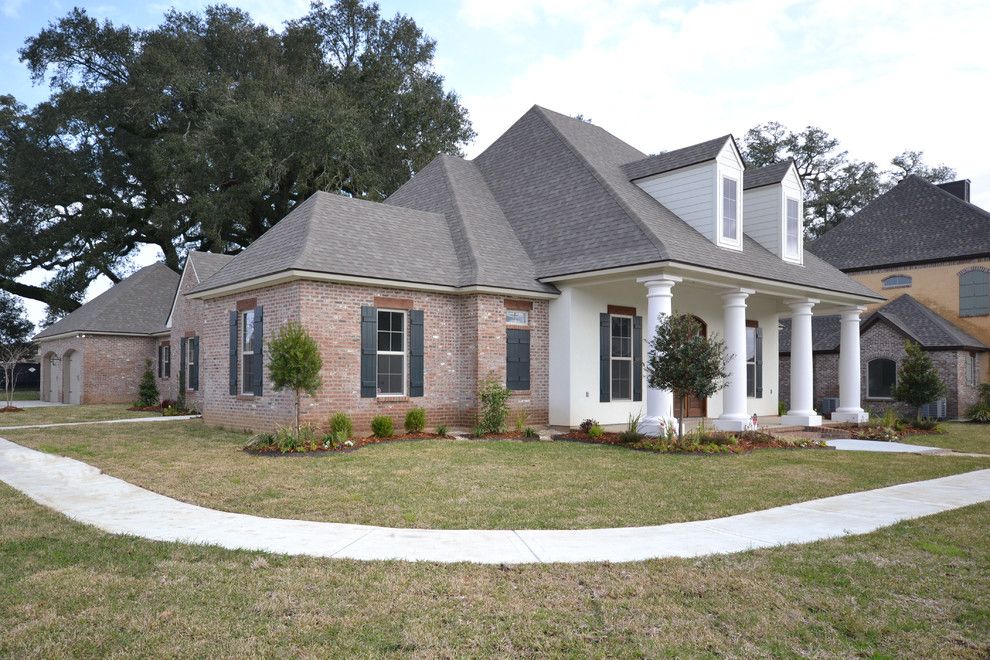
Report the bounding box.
[894,342,947,421]
[588,424,605,439]
[327,412,353,439]
[966,403,990,423]
[778,400,788,417]
[371,415,394,438]
[579,419,598,433]
[523,427,539,439]
[478,373,510,434]
[471,425,485,438]
[404,407,426,433]
[513,410,529,434]
[647,313,729,441]
[1,2,473,313]
[268,321,323,437]
[137,359,159,407]
[0,291,33,347]
[434,424,449,437]
[618,412,644,444]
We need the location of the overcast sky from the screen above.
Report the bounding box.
[3,0,989,326]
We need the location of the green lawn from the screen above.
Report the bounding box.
[6,390,39,402]
[3,420,988,529]
[0,482,987,657]
[0,403,162,427]
[901,422,990,454]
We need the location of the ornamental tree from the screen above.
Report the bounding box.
[894,341,946,421]
[268,321,323,438]
[646,313,729,442]
[0,292,34,409]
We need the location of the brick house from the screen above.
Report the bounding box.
[789,175,990,419]
[35,105,882,431]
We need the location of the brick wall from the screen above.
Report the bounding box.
[168,265,211,411]
[36,334,158,404]
[198,279,549,433]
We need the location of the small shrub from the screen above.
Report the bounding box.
[588,423,605,439]
[327,412,353,439]
[471,425,486,438]
[137,359,159,407]
[405,407,426,433]
[966,402,990,423]
[274,427,298,453]
[513,410,529,434]
[777,400,788,417]
[478,374,511,434]
[435,424,449,437]
[371,415,394,438]
[912,417,940,431]
[618,411,644,444]
[523,426,540,439]
[579,418,599,433]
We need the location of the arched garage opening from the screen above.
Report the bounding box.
[41,351,56,402]
[61,349,81,405]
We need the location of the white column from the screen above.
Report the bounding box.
[637,274,681,434]
[832,306,869,423]
[715,289,753,431]
[781,299,823,427]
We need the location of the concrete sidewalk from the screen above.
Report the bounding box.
[0,414,201,431]
[1,437,987,564]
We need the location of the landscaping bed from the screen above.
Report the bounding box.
[244,430,452,455]
[0,405,25,413]
[555,429,827,454]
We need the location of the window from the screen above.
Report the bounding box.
[960,269,989,317]
[240,310,255,394]
[506,310,529,325]
[158,343,171,379]
[785,198,800,258]
[610,315,633,400]
[882,275,912,289]
[377,310,405,396]
[746,324,763,398]
[868,358,897,399]
[721,176,738,241]
[967,352,980,387]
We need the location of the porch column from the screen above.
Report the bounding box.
[781,299,823,427]
[715,289,753,431]
[637,274,681,434]
[832,306,869,423]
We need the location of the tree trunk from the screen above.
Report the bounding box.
[677,394,685,443]
[295,389,301,439]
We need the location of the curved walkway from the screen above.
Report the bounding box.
[2,437,988,564]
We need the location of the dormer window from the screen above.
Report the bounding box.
[785,197,800,258]
[721,176,738,241]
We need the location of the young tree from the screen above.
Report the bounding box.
[894,341,947,422]
[0,292,35,409]
[646,313,729,442]
[137,359,159,407]
[268,321,323,437]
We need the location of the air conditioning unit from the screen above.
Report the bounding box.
[820,397,839,416]
[919,398,947,420]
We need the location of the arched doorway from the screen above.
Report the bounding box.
[41,351,56,402]
[673,315,708,418]
[61,349,81,404]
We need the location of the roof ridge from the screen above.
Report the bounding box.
[531,106,667,258]
[435,156,480,286]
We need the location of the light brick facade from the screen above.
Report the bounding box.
[37,334,163,405]
[165,264,211,411]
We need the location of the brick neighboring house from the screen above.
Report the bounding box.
[34,105,884,432]
[782,176,990,419]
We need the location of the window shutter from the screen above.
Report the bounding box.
[506,328,531,391]
[600,313,610,402]
[228,311,238,395]
[408,309,425,397]
[180,337,188,391]
[190,337,200,391]
[165,347,171,379]
[158,345,163,378]
[360,306,377,398]
[754,327,763,398]
[251,307,264,396]
[633,315,643,402]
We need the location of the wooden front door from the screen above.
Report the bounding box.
[673,316,708,418]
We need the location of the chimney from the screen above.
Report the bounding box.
[937,179,971,202]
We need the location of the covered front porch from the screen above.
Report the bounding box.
[548,265,874,431]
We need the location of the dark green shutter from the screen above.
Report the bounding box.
[754,327,763,398]
[600,313,610,402]
[360,306,377,398]
[409,309,424,397]
[506,328,530,391]
[180,337,188,392]
[228,311,238,395]
[165,346,170,379]
[633,315,643,402]
[251,307,263,396]
[190,337,200,391]
[157,345,163,378]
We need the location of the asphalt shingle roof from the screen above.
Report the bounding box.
[187,251,234,285]
[744,161,795,190]
[34,263,179,340]
[621,135,733,181]
[780,294,986,353]
[808,175,990,271]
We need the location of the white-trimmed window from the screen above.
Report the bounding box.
[721,176,738,241]
[867,358,896,399]
[882,275,912,289]
[506,310,529,325]
[967,352,980,387]
[187,339,195,388]
[610,315,633,400]
[377,309,406,396]
[240,310,255,394]
[785,197,800,258]
[158,343,171,379]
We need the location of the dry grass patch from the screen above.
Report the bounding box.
[2,420,989,529]
[0,403,159,427]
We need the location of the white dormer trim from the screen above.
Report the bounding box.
[780,162,804,265]
[715,139,744,251]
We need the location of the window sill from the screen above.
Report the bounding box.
[376,395,409,403]
[509,389,531,396]
[236,394,259,401]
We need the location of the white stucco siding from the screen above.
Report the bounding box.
[743,185,781,256]
[780,168,805,264]
[548,281,780,427]
[634,161,716,243]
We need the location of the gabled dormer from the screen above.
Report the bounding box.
[623,135,745,251]
[743,160,804,265]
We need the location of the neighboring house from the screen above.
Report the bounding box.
[34,263,179,404]
[34,106,881,431]
[795,175,990,418]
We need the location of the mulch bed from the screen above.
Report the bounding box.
[554,430,828,454]
[470,432,541,441]
[244,432,453,456]
[829,423,944,439]
[127,405,166,412]
[0,406,24,413]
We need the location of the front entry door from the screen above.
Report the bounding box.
[673,316,707,418]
